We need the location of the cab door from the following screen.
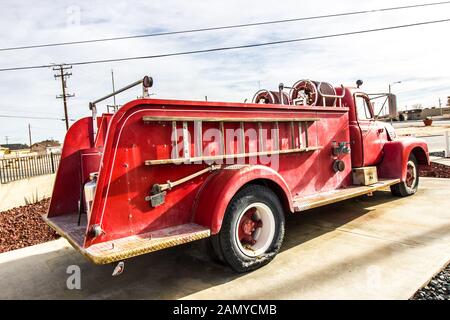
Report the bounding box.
[353,94,385,166]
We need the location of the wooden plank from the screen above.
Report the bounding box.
[171,121,178,159]
[304,121,309,148]
[239,122,245,153]
[273,122,279,151]
[194,121,203,157]
[298,121,303,148]
[182,121,190,159]
[258,122,264,152]
[290,121,295,149]
[145,146,321,165]
[219,121,225,155]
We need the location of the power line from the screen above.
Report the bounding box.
[0,114,75,121]
[0,18,449,72]
[0,108,63,116]
[0,1,449,52]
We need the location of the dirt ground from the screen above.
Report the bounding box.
[0,198,58,253]
[419,162,450,179]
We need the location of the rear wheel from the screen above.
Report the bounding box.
[211,185,285,272]
[391,154,419,197]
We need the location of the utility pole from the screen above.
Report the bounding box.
[53,64,75,131]
[439,98,443,116]
[28,124,32,149]
[107,69,119,113]
[5,136,9,145]
[111,69,117,106]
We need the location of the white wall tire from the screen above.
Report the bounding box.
[234,202,276,257]
[214,184,285,273]
[391,154,419,197]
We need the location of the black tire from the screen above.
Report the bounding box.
[207,234,226,264]
[213,184,285,272]
[390,154,419,197]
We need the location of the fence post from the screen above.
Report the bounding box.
[445,131,450,158]
[50,152,55,173]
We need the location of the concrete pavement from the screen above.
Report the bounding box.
[421,135,448,153]
[1,177,450,299]
[430,156,450,166]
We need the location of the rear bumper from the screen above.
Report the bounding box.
[44,215,210,264]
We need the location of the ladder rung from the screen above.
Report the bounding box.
[194,121,202,157]
[182,121,190,159]
[171,121,178,159]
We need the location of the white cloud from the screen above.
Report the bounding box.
[0,0,449,143]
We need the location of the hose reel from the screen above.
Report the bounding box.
[251,79,341,107]
[252,89,289,105]
[289,79,318,106]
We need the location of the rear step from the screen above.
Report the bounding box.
[44,215,210,264]
[293,178,400,212]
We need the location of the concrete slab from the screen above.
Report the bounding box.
[0,173,55,211]
[0,177,449,300]
[430,157,450,167]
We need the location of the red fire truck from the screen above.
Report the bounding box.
[44,76,429,273]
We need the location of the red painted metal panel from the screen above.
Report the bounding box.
[48,117,95,217]
[378,137,429,180]
[81,99,350,247]
[48,91,428,250]
[193,165,294,234]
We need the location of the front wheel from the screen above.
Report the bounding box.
[211,185,285,272]
[391,154,419,197]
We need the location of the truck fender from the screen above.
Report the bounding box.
[192,165,293,234]
[377,137,429,181]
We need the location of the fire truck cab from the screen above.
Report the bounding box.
[44,77,429,273]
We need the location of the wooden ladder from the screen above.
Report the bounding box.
[142,116,322,166]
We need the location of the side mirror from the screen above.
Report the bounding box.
[388,93,397,118]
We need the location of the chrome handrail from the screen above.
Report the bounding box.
[316,83,346,107]
[89,75,153,138]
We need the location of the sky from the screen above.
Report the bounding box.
[0,0,449,144]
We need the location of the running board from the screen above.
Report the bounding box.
[293,178,400,212]
[84,223,210,264]
[44,216,210,265]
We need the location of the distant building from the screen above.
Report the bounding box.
[397,107,450,121]
[0,146,10,157]
[0,143,29,150]
[31,140,61,154]
[398,109,422,121]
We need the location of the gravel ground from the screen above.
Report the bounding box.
[411,263,450,300]
[419,162,450,178]
[429,151,446,157]
[0,198,59,253]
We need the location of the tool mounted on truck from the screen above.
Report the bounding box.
[44,75,429,273]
